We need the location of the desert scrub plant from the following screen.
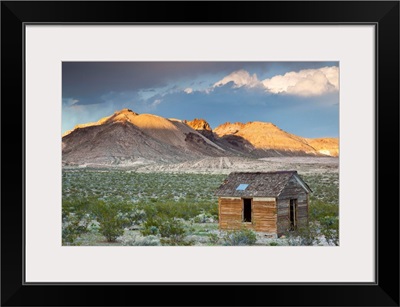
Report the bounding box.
[192,211,216,223]
[222,228,257,246]
[309,200,338,221]
[319,216,339,246]
[158,218,188,246]
[63,170,225,204]
[137,200,218,221]
[140,216,191,246]
[309,199,339,245]
[140,217,161,236]
[62,199,91,245]
[120,233,161,246]
[285,224,319,246]
[90,201,129,242]
[208,232,220,245]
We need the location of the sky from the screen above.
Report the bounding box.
[62,62,339,138]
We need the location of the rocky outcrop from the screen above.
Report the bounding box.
[184,118,215,141]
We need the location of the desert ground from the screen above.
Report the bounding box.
[62,156,339,246]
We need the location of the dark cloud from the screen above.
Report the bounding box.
[63,61,338,105]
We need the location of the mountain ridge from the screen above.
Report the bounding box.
[62,109,339,166]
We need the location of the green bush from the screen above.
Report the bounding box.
[120,234,161,246]
[62,199,91,245]
[285,224,319,246]
[320,216,339,246]
[222,228,257,246]
[208,233,220,245]
[141,216,190,246]
[141,217,161,236]
[137,201,218,221]
[309,199,339,246]
[193,212,215,223]
[90,201,129,242]
[309,200,338,222]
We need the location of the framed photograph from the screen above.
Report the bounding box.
[1,1,399,306]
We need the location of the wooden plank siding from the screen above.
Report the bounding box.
[277,176,309,236]
[218,197,242,229]
[218,197,277,233]
[252,199,277,233]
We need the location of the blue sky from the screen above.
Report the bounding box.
[62,62,339,138]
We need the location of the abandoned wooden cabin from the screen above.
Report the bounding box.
[215,171,312,236]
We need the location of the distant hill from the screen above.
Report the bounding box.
[214,121,339,157]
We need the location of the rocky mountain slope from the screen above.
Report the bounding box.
[62,109,226,166]
[304,138,339,157]
[184,118,215,141]
[62,109,339,166]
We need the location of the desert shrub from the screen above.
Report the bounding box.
[222,228,257,246]
[62,199,91,245]
[268,242,279,246]
[122,207,147,228]
[87,220,101,233]
[90,201,129,242]
[303,173,339,205]
[138,201,218,221]
[192,211,216,223]
[208,233,219,245]
[141,216,191,246]
[141,217,161,236]
[309,200,338,222]
[285,224,319,246]
[120,234,161,246]
[63,170,225,205]
[309,199,339,245]
[208,233,220,245]
[319,216,339,246]
[158,218,186,238]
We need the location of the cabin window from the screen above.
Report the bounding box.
[289,199,297,230]
[243,198,252,222]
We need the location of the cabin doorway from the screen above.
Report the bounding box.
[289,199,297,230]
[243,198,252,222]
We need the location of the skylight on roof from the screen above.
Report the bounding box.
[236,184,249,191]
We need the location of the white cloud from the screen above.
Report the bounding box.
[262,66,339,96]
[149,99,162,109]
[212,66,339,97]
[214,69,261,88]
[184,88,193,94]
[63,98,80,106]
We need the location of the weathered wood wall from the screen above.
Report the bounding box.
[252,198,277,233]
[219,197,277,233]
[277,176,309,235]
[219,197,242,230]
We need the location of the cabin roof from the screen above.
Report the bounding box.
[214,171,311,197]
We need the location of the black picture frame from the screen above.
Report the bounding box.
[1,1,399,306]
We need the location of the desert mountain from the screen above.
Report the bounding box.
[62,109,139,137]
[62,109,339,166]
[214,121,339,157]
[305,138,339,157]
[62,109,225,166]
